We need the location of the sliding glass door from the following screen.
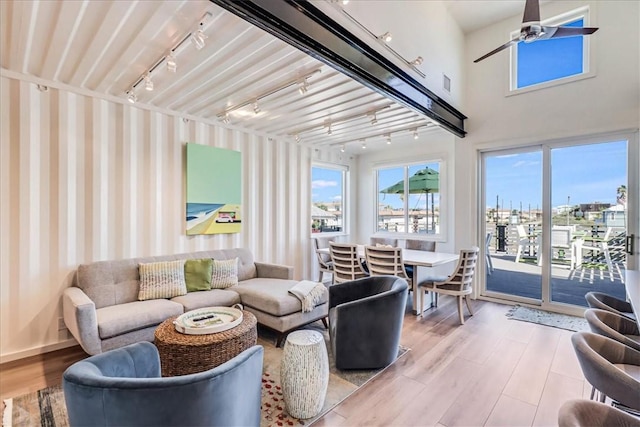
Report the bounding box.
[482,132,638,312]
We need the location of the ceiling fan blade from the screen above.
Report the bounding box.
[522,0,541,24]
[542,25,599,40]
[473,38,519,63]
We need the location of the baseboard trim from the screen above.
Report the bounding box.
[0,339,78,364]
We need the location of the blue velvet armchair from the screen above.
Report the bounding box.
[62,342,263,427]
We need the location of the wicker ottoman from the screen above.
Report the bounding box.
[280,330,329,419]
[154,310,257,377]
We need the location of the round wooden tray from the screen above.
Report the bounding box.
[173,306,243,335]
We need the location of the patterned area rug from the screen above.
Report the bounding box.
[506,305,589,332]
[2,323,408,427]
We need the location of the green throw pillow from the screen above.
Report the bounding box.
[184,258,213,292]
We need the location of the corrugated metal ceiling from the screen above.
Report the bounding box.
[1,0,442,152]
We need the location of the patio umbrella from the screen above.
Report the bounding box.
[380,167,439,232]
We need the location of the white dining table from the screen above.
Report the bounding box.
[318,245,459,315]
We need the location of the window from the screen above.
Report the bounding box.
[311,164,347,234]
[376,161,442,236]
[511,8,593,92]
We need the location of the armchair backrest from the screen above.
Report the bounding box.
[404,239,436,251]
[63,342,264,427]
[571,331,640,412]
[435,247,479,290]
[364,245,409,281]
[329,242,368,283]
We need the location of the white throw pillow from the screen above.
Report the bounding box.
[211,258,239,289]
[138,260,187,301]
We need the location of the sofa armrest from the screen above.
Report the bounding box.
[254,262,293,280]
[63,287,101,355]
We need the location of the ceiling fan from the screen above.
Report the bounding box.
[473,0,598,63]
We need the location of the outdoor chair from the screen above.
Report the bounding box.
[574,228,615,278]
[515,224,540,264]
[313,236,334,284]
[370,237,398,247]
[571,331,640,414]
[364,245,412,289]
[485,231,494,275]
[328,276,408,370]
[416,247,479,324]
[585,291,636,321]
[63,342,264,427]
[558,399,640,427]
[548,225,573,267]
[329,242,368,284]
[584,308,640,351]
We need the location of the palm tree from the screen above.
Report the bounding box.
[616,184,627,206]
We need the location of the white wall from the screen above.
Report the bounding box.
[355,130,457,252]
[0,74,354,362]
[455,0,640,251]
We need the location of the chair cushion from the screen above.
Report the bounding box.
[171,289,241,312]
[97,299,183,339]
[233,278,327,316]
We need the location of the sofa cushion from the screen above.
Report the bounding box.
[97,299,183,339]
[211,258,238,289]
[171,289,242,312]
[233,278,327,317]
[184,259,213,292]
[138,260,187,301]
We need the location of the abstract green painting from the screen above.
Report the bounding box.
[185,143,241,235]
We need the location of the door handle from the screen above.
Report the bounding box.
[626,234,635,255]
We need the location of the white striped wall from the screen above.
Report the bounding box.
[0,75,353,361]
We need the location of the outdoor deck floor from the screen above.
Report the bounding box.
[485,253,627,306]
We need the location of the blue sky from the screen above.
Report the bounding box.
[486,140,627,210]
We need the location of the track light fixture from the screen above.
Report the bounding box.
[328,123,434,152]
[144,75,154,91]
[340,144,345,152]
[191,28,207,50]
[378,32,392,43]
[410,56,424,66]
[326,121,333,135]
[370,112,378,125]
[413,129,419,140]
[222,113,230,124]
[361,140,367,149]
[295,134,301,143]
[385,134,392,144]
[298,79,309,95]
[216,69,321,123]
[124,12,212,101]
[166,53,177,73]
[127,92,138,104]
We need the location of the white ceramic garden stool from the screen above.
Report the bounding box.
[280,330,329,419]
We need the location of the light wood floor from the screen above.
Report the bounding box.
[0,299,589,426]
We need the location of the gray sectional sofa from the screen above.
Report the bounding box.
[63,248,328,355]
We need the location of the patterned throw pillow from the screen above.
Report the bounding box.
[138,260,187,301]
[211,258,239,289]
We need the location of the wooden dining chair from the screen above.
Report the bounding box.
[416,247,479,324]
[313,237,334,284]
[329,242,368,284]
[364,245,411,288]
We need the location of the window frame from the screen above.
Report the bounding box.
[311,162,349,237]
[373,158,447,241]
[508,6,595,96]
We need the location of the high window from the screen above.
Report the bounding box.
[375,161,443,236]
[311,164,347,234]
[511,8,593,92]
